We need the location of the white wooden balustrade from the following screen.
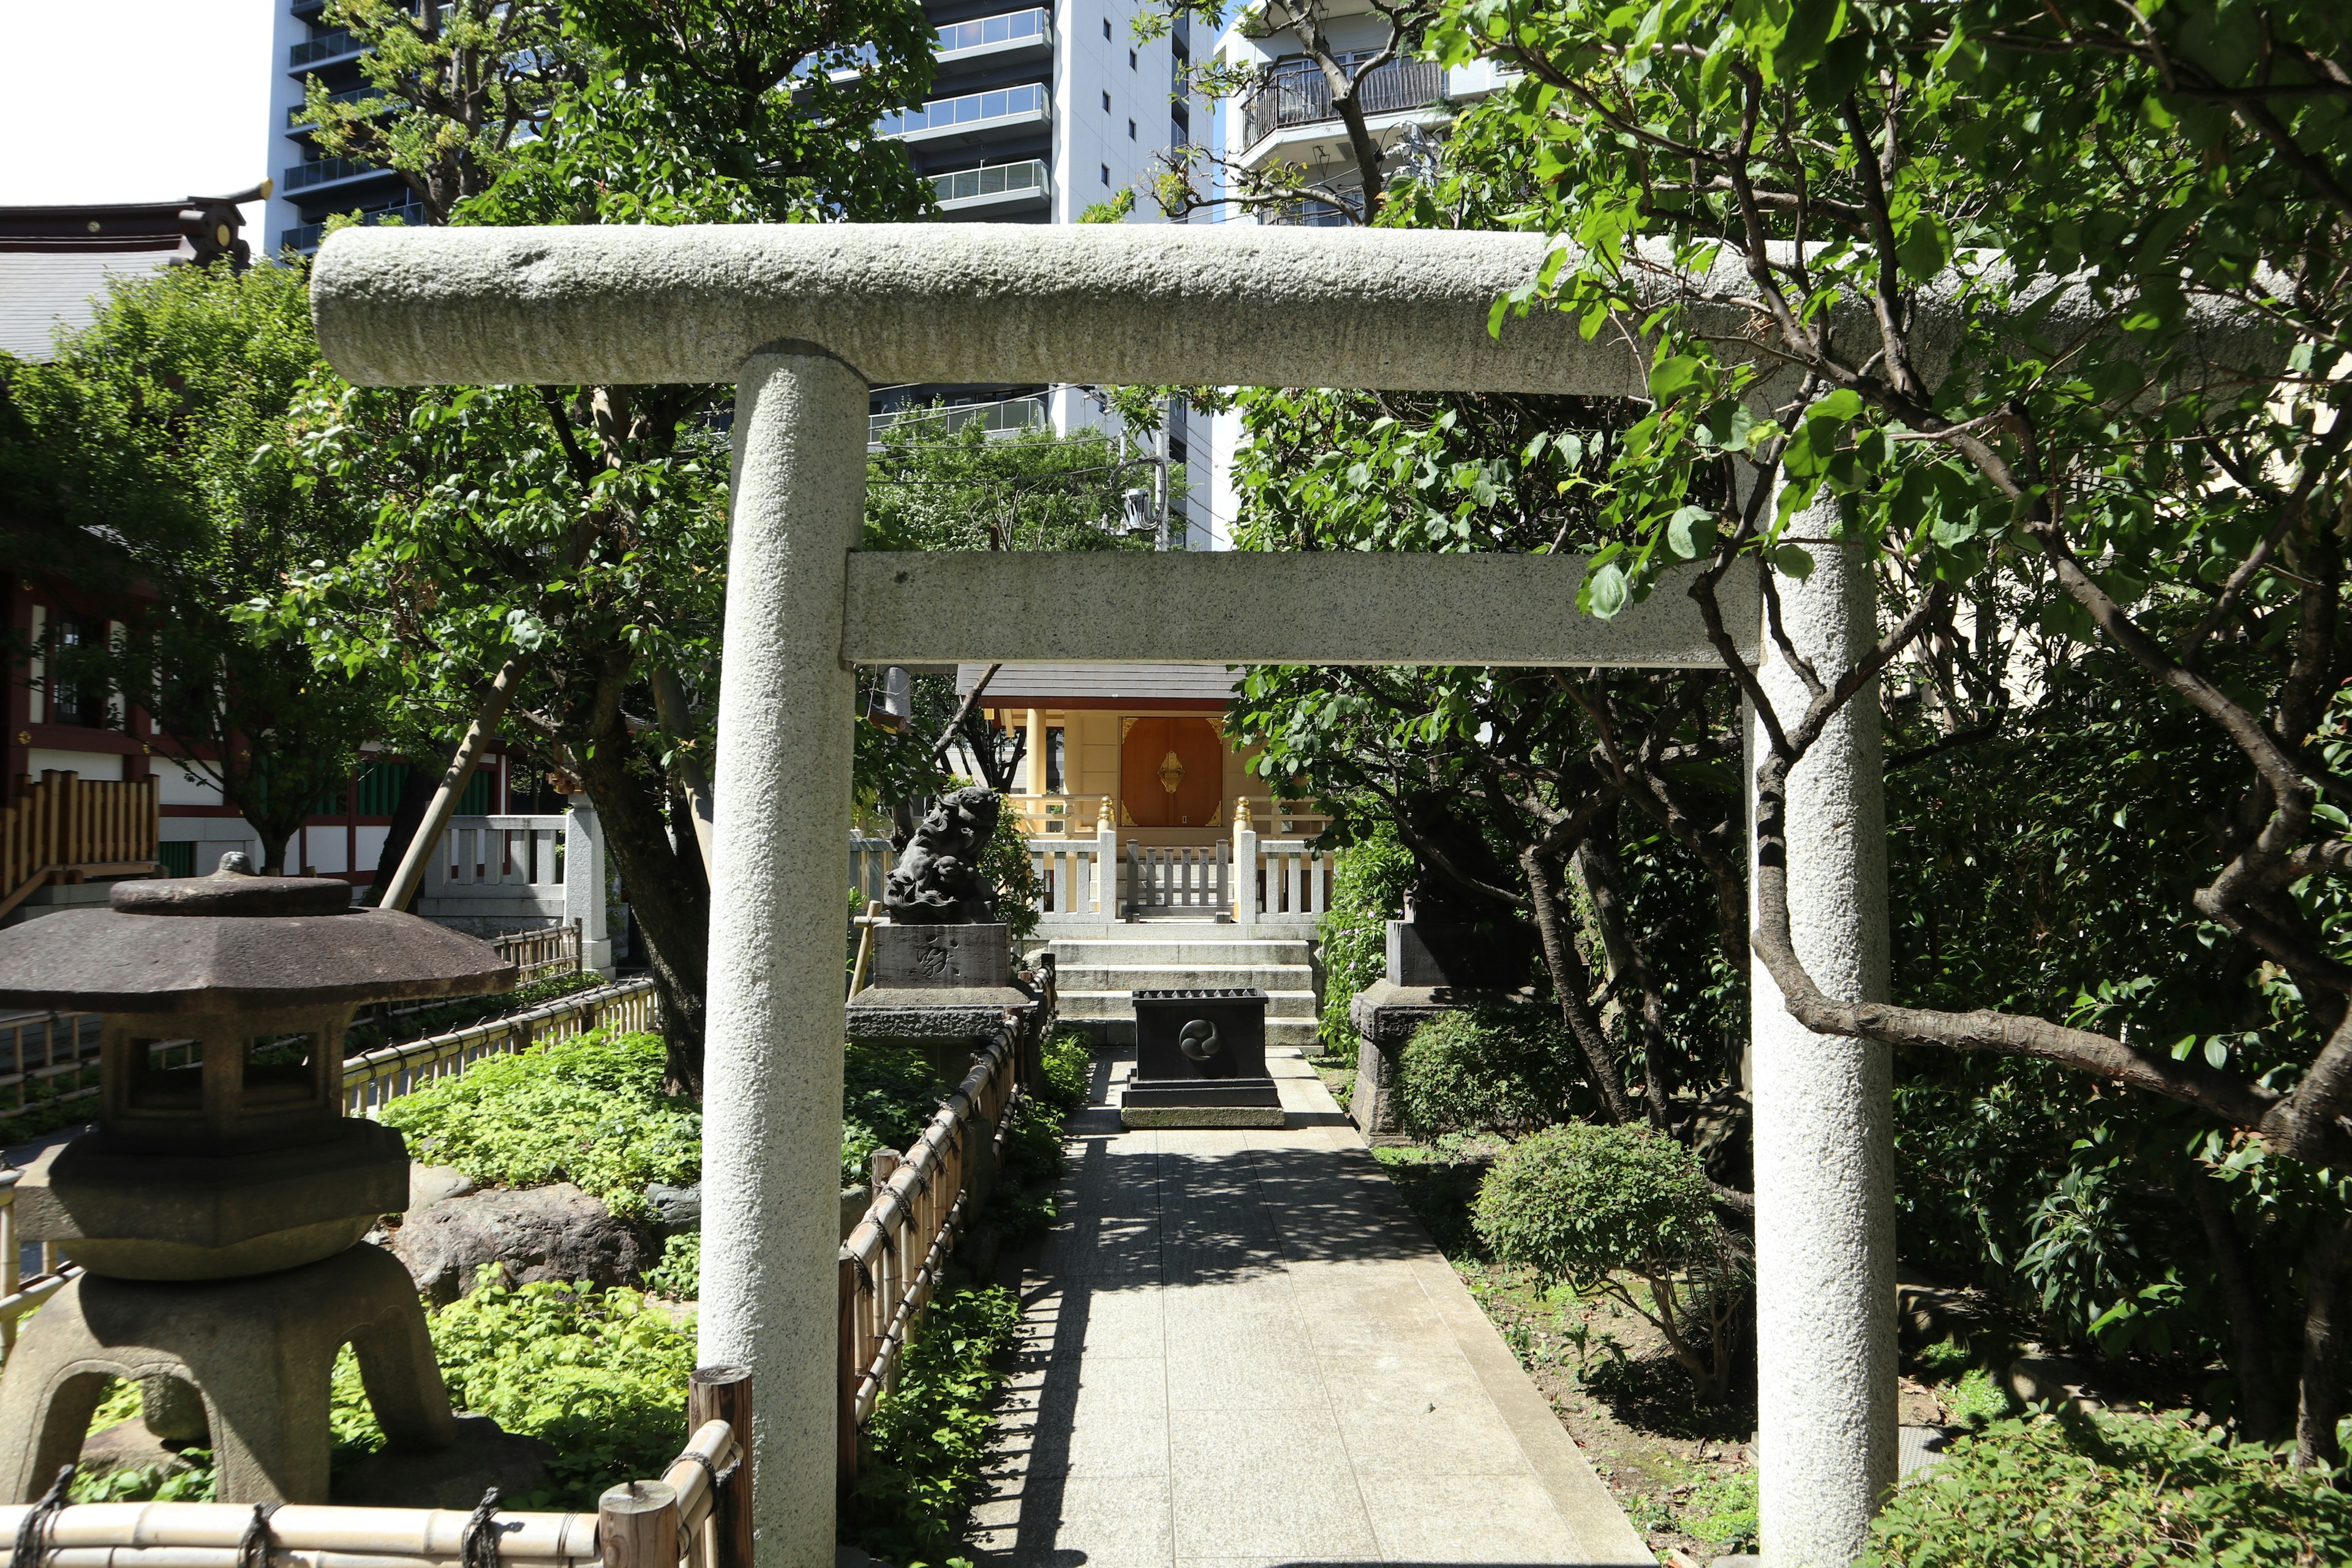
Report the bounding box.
[418,807,612,974]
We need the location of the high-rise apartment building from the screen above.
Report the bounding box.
[262,2,421,260]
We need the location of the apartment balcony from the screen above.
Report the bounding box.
[869,394,1047,448]
[934,9,1054,72]
[929,160,1050,216]
[289,27,365,70]
[282,155,396,194]
[1237,56,1446,162]
[285,200,428,255]
[879,81,1050,146]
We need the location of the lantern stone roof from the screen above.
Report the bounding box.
[0,872,514,1012]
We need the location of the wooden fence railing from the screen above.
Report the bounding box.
[0,1167,71,1361]
[491,922,582,985]
[0,1368,750,1568]
[837,1016,1025,1487]
[0,1009,101,1118]
[342,978,658,1117]
[1,772,159,921]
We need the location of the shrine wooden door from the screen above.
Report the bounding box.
[1120,717,1223,827]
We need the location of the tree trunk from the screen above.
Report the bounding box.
[574,713,710,1096]
[368,764,439,904]
[1520,843,1634,1123]
[1572,826,1676,1130]
[2294,1213,2352,1468]
[2189,1164,2286,1440]
[252,821,297,878]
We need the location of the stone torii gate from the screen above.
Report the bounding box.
[312,222,1890,1568]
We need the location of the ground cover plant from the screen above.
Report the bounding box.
[378,1028,698,1218]
[1864,1411,2352,1567]
[840,1284,1023,1567]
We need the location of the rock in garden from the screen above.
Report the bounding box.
[393,1183,652,1304]
[333,1415,557,1507]
[645,1180,701,1234]
[410,1162,477,1210]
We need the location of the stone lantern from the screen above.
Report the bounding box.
[0,864,516,1505]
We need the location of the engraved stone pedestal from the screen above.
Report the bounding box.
[847,923,1042,1081]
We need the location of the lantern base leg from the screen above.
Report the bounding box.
[0,1242,456,1504]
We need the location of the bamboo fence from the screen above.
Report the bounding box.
[1,773,159,922]
[342,979,658,1117]
[0,1368,750,1568]
[836,1014,1028,1488]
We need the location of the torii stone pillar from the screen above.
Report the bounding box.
[312,222,1894,1568]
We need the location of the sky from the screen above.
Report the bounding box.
[0,1,276,232]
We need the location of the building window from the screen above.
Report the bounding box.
[1046,728,1065,793]
[1128,118,1136,139]
[1100,163,1110,185]
[47,615,108,728]
[1102,89,1111,111]
[1104,17,1113,37]
[1129,48,1137,69]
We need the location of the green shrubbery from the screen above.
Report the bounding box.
[1396,1004,1586,1140]
[331,1270,696,1509]
[643,1232,700,1300]
[843,1043,949,1186]
[1037,1026,1094,1115]
[1316,824,1415,1052]
[843,1284,1023,1567]
[1475,1123,1747,1402]
[1865,1411,2352,1567]
[380,1029,698,1218]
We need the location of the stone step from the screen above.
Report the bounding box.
[1041,939,1311,967]
[1052,963,1314,993]
[1057,988,1319,1017]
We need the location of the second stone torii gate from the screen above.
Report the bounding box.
[313,221,1890,1568]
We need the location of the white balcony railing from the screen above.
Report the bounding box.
[869,393,1048,445]
[936,8,1050,59]
[879,81,1049,139]
[929,159,1049,209]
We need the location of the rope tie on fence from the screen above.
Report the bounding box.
[679,1446,722,1493]
[13,1463,75,1568]
[236,1502,282,1568]
[461,1488,508,1568]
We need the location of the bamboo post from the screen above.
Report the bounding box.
[597,1480,677,1568]
[835,1257,859,1494]
[688,1365,755,1568]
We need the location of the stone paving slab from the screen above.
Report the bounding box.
[973,1047,1655,1568]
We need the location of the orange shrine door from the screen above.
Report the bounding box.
[1120,717,1224,827]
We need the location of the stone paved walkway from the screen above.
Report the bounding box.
[973,1045,1654,1568]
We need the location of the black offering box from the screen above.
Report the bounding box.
[1121,987,1283,1128]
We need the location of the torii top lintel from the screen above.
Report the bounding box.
[311,221,1656,395]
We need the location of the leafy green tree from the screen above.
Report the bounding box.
[1224,386,1746,1132]
[273,0,939,1090]
[0,262,380,874]
[1422,0,2352,1460]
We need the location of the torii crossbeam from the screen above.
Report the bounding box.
[314,222,1886,1568]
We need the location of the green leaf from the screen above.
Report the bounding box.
[1666,505,1717,559]
[1770,543,1815,579]
[1895,210,1953,282]
[1586,561,1631,617]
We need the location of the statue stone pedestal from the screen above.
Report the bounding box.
[1348,918,1537,1144]
[847,923,1042,1082]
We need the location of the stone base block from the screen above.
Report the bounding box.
[1119,1106,1286,1129]
[0,1241,456,1504]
